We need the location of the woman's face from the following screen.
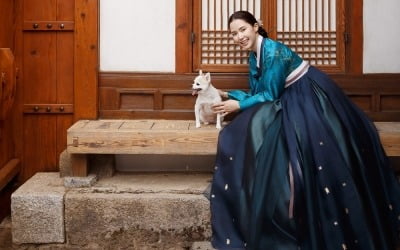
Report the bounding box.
[229,19,259,51]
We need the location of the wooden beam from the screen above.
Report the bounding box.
[375,122,400,157]
[175,0,193,73]
[71,154,88,177]
[0,158,20,191]
[346,0,363,74]
[67,120,400,156]
[74,0,99,120]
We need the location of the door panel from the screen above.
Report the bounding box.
[24,0,56,20]
[19,0,75,182]
[57,33,74,103]
[23,33,57,103]
[57,0,74,20]
[22,115,57,179]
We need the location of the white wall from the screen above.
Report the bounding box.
[363,0,400,73]
[100,0,175,72]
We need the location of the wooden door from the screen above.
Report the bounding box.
[0,0,18,221]
[16,0,75,182]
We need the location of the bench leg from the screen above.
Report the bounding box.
[71,154,88,177]
[88,154,115,178]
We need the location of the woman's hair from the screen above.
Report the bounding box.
[228,10,268,38]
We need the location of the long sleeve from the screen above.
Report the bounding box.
[228,38,302,110]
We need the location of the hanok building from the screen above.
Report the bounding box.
[0,0,399,249]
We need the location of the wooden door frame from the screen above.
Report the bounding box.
[174,0,363,75]
[74,0,99,120]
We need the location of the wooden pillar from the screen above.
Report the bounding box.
[74,0,99,121]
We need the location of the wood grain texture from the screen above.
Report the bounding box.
[21,115,58,181]
[71,154,87,177]
[0,159,20,191]
[375,122,400,156]
[346,0,363,74]
[74,0,98,120]
[67,120,400,157]
[0,49,16,120]
[0,0,15,50]
[99,73,400,121]
[0,2,17,218]
[67,120,220,155]
[14,0,76,183]
[175,0,192,73]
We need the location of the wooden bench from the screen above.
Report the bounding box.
[66,119,400,177]
[66,120,220,176]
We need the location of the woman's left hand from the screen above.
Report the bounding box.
[212,100,240,116]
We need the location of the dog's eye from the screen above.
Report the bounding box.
[196,83,200,86]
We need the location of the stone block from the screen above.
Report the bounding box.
[191,241,215,250]
[59,149,72,177]
[63,174,97,188]
[11,172,65,244]
[64,173,212,249]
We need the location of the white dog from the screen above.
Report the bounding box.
[192,70,223,129]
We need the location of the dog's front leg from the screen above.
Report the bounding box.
[216,113,222,129]
[194,104,201,128]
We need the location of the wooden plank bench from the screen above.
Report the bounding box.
[67,120,220,176]
[66,120,400,177]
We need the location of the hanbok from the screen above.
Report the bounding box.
[210,37,400,250]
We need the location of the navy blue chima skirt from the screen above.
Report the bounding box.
[210,66,400,250]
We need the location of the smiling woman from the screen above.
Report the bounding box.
[209,10,400,250]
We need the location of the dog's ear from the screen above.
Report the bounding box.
[205,72,211,81]
[199,69,203,75]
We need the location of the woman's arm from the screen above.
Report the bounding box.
[235,41,302,110]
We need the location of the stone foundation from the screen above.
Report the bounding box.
[10,172,212,249]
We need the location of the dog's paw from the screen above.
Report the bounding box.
[196,123,201,128]
[216,124,222,130]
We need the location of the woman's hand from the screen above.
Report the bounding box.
[218,89,228,99]
[212,100,240,116]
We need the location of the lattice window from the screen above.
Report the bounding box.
[193,0,346,73]
[276,0,345,72]
[193,0,263,72]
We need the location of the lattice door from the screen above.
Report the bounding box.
[275,0,345,72]
[193,0,264,72]
[193,0,346,73]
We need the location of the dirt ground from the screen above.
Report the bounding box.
[0,216,13,250]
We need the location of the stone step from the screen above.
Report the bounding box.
[11,172,213,249]
[191,241,215,250]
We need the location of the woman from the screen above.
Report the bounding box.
[210,10,400,250]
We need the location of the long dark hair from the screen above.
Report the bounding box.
[228,10,268,38]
